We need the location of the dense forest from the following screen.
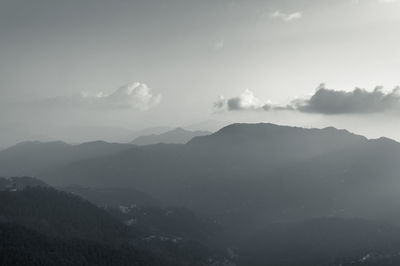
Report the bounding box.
[0,183,232,265]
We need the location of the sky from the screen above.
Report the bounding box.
[1,0,400,144]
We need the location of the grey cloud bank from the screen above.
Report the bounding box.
[296,84,400,114]
[215,84,400,115]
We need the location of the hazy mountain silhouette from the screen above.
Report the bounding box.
[185,119,230,132]
[131,127,211,145]
[3,123,400,235]
[0,141,134,176]
[0,127,52,149]
[3,123,400,265]
[45,125,137,144]
[40,123,369,191]
[60,185,161,208]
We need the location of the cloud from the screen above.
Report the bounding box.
[293,84,400,114]
[215,84,400,115]
[270,10,303,22]
[42,82,162,111]
[214,89,270,111]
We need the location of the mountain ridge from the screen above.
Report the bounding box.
[132,127,211,145]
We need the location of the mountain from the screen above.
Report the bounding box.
[60,185,161,207]
[185,119,230,132]
[46,125,173,144]
[41,123,368,192]
[44,125,137,144]
[0,127,52,150]
[239,217,400,266]
[0,187,131,242]
[107,205,223,244]
[0,187,173,265]
[0,186,231,265]
[129,126,173,139]
[0,176,47,191]
[131,127,211,145]
[0,223,166,266]
[34,123,400,232]
[4,123,400,235]
[0,140,134,176]
[4,123,400,265]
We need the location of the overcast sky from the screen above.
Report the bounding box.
[1,0,400,143]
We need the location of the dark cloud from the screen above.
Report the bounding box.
[215,84,400,115]
[295,84,400,114]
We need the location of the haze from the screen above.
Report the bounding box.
[2,0,400,147]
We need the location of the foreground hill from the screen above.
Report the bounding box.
[0,223,164,266]
[131,127,211,145]
[0,185,232,265]
[0,187,130,243]
[0,176,47,190]
[239,218,400,266]
[0,187,169,265]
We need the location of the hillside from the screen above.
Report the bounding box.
[131,127,211,145]
[239,218,400,266]
[3,123,400,235]
[60,185,161,207]
[0,141,135,176]
[0,187,130,243]
[31,123,400,232]
[0,223,164,266]
[0,186,232,265]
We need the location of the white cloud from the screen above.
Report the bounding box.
[91,82,162,110]
[42,82,162,111]
[214,89,268,111]
[270,10,303,22]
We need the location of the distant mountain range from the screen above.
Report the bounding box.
[131,128,211,145]
[0,140,134,176]
[2,123,400,237]
[0,127,52,149]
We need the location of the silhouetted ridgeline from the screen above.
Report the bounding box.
[0,141,134,176]
[2,123,400,265]
[131,127,211,145]
[17,123,400,229]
